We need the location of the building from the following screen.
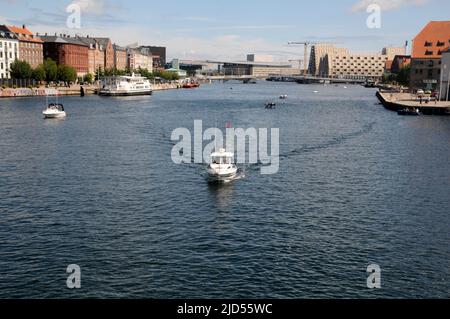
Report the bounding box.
[410,21,450,89]
[95,38,114,70]
[127,48,153,72]
[382,46,407,73]
[382,46,407,60]
[77,36,105,75]
[138,46,166,70]
[308,44,349,76]
[223,60,296,77]
[319,52,388,81]
[41,34,89,76]
[7,25,43,68]
[113,44,127,71]
[391,55,411,74]
[247,54,274,63]
[0,25,19,79]
[439,49,450,100]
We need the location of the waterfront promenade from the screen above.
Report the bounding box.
[0,82,181,98]
[377,91,450,115]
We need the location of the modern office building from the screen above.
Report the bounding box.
[410,21,450,89]
[319,53,388,80]
[7,25,43,68]
[0,25,19,79]
[308,44,349,76]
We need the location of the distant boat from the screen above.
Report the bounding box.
[43,103,66,119]
[183,80,200,89]
[398,108,420,116]
[279,95,288,100]
[313,90,319,93]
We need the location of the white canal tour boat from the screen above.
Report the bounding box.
[99,73,153,96]
[206,149,238,183]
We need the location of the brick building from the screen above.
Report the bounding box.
[410,21,450,89]
[7,25,43,68]
[113,44,127,71]
[41,34,89,76]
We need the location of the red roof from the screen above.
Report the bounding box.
[412,21,450,59]
[6,25,43,43]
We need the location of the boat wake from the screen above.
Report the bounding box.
[279,121,376,161]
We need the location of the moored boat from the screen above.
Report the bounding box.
[397,108,420,116]
[99,73,153,96]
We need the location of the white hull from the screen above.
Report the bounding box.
[43,111,66,119]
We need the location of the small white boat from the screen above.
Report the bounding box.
[279,95,288,99]
[43,103,66,119]
[207,148,238,183]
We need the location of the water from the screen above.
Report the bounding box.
[0,82,449,298]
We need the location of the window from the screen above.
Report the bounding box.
[425,50,433,56]
[437,41,445,47]
[424,41,433,47]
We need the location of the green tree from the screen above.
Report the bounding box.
[83,73,94,84]
[397,65,411,86]
[43,58,58,83]
[10,60,33,79]
[57,64,77,83]
[32,65,46,82]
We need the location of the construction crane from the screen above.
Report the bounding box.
[288,42,317,75]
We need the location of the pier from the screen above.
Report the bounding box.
[377,91,450,115]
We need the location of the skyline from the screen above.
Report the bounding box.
[0,0,449,61]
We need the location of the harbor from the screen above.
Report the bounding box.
[0,82,449,299]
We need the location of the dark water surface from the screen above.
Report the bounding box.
[0,82,449,298]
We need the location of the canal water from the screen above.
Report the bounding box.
[0,82,449,298]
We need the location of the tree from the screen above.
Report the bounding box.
[57,64,77,83]
[32,65,46,82]
[43,58,58,83]
[83,73,94,84]
[397,65,411,86]
[10,60,33,79]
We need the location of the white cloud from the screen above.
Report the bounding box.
[351,0,430,12]
[68,0,119,15]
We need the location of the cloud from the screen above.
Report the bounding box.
[351,0,430,12]
[68,0,120,15]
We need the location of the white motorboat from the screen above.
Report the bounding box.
[43,103,66,119]
[99,73,153,96]
[207,148,238,182]
[279,95,288,99]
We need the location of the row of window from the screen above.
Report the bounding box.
[21,42,42,48]
[424,40,449,47]
[333,56,386,61]
[0,52,18,59]
[0,41,18,49]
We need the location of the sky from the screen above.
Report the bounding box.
[0,0,449,62]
